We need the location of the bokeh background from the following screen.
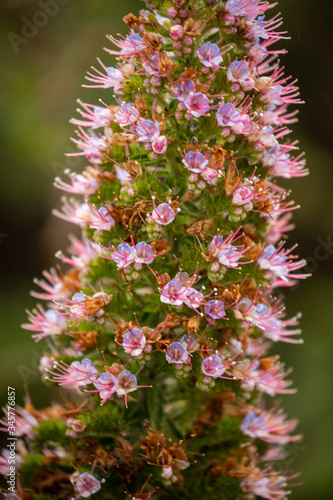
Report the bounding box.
[0,0,332,498]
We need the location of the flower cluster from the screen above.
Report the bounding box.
[15,1,308,499]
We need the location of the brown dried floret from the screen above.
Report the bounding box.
[259,355,277,371]
[239,278,259,301]
[142,32,163,51]
[212,144,227,168]
[113,319,136,344]
[150,238,171,255]
[83,292,111,316]
[225,158,239,196]
[185,218,214,240]
[156,272,170,289]
[183,18,202,36]
[183,314,201,333]
[74,330,99,351]
[122,160,143,179]
[158,51,177,75]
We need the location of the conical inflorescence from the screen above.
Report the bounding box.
[7,0,309,498]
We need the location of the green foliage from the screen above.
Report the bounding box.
[19,454,45,489]
[33,420,68,452]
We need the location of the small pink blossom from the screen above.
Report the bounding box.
[197,42,223,68]
[56,235,98,274]
[61,291,112,325]
[22,306,67,341]
[208,232,250,269]
[66,418,86,438]
[70,101,113,128]
[85,60,125,92]
[54,170,100,197]
[184,92,211,118]
[240,407,301,444]
[150,203,177,225]
[152,135,168,154]
[160,279,188,306]
[170,24,184,40]
[70,128,109,165]
[237,359,295,396]
[182,151,208,173]
[93,372,118,404]
[201,353,238,379]
[165,341,189,364]
[47,358,99,389]
[71,471,102,498]
[204,300,227,319]
[257,243,308,286]
[122,328,147,356]
[0,406,38,439]
[114,103,140,127]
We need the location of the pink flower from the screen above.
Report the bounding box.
[54,170,100,197]
[234,298,278,330]
[152,135,168,154]
[201,354,226,377]
[102,241,157,270]
[122,328,147,356]
[240,407,301,444]
[85,205,115,233]
[135,119,160,142]
[257,243,308,286]
[70,101,113,128]
[114,103,140,127]
[216,102,252,134]
[182,151,208,173]
[232,185,254,210]
[174,79,195,102]
[166,342,189,364]
[237,359,295,396]
[114,370,139,407]
[201,353,238,379]
[92,372,118,404]
[106,33,146,57]
[241,471,297,500]
[22,306,67,341]
[0,406,38,439]
[170,24,184,40]
[204,300,227,319]
[227,59,251,83]
[150,203,177,225]
[30,267,74,301]
[54,200,115,233]
[47,359,99,389]
[61,291,112,325]
[133,241,156,265]
[184,92,210,117]
[160,279,188,306]
[56,235,98,274]
[263,314,303,344]
[85,60,125,92]
[70,128,108,165]
[0,449,22,475]
[71,472,102,498]
[197,42,223,68]
[105,243,136,269]
[208,232,250,269]
[225,0,271,21]
[66,418,86,438]
[184,287,204,309]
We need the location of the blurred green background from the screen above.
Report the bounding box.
[0,0,332,498]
